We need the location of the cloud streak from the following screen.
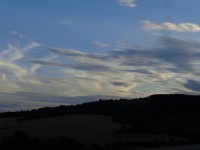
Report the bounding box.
[28,36,200,96]
[142,20,200,32]
[118,0,137,8]
[30,60,114,72]
[93,41,110,48]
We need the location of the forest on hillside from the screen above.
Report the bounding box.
[1,94,200,149]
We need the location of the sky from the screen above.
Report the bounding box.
[1,0,200,111]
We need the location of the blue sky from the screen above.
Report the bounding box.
[1,0,200,110]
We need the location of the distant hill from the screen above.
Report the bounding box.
[1,94,200,149]
[1,94,199,118]
[0,92,121,112]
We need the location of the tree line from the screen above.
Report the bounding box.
[1,94,200,139]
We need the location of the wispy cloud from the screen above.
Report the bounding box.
[58,20,73,26]
[118,0,137,8]
[9,31,26,39]
[26,36,200,96]
[30,60,115,72]
[49,47,86,57]
[45,37,200,79]
[0,42,42,93]
[142,20,200,32]
[93,41,110,48]
[2,34,200,103]
[49,47,110,63]
[0,42,41,78]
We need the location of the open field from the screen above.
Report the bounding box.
[0,114,185,145]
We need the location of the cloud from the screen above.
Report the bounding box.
[93,41,110,48]
[9,31,26,39]
[118,0,137,8]
[75,76,100,82]
[49,47,113,67]
[0,42,40,62]
[30,60,114,72]
[1,38,131,107]
[0,61,28,77]
[183,79,200,92]
[110,80,136,93]
[168,87,198,95]
[6,35,200,100]
[0,92,66,112]
[115,90,145,95]
[0,42,43,94]
[30,60,65,67]
[111,81,133,88]
[142,20,200,32]
[49,47,108,61]
[44,36,200,85]
[49,47,86,57]
[157,36,200,71]
[122,69,174,82]
[0,42,41,78]
[110,36,200,73]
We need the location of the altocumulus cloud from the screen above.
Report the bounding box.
[142,20,200,32]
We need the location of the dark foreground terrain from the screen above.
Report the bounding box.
[0,94,200,149]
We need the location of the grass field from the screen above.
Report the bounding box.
[0,114,186,145]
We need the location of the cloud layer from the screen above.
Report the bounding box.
[1,32,200,111]
[142,20,200,32]
[29,36,200,96]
